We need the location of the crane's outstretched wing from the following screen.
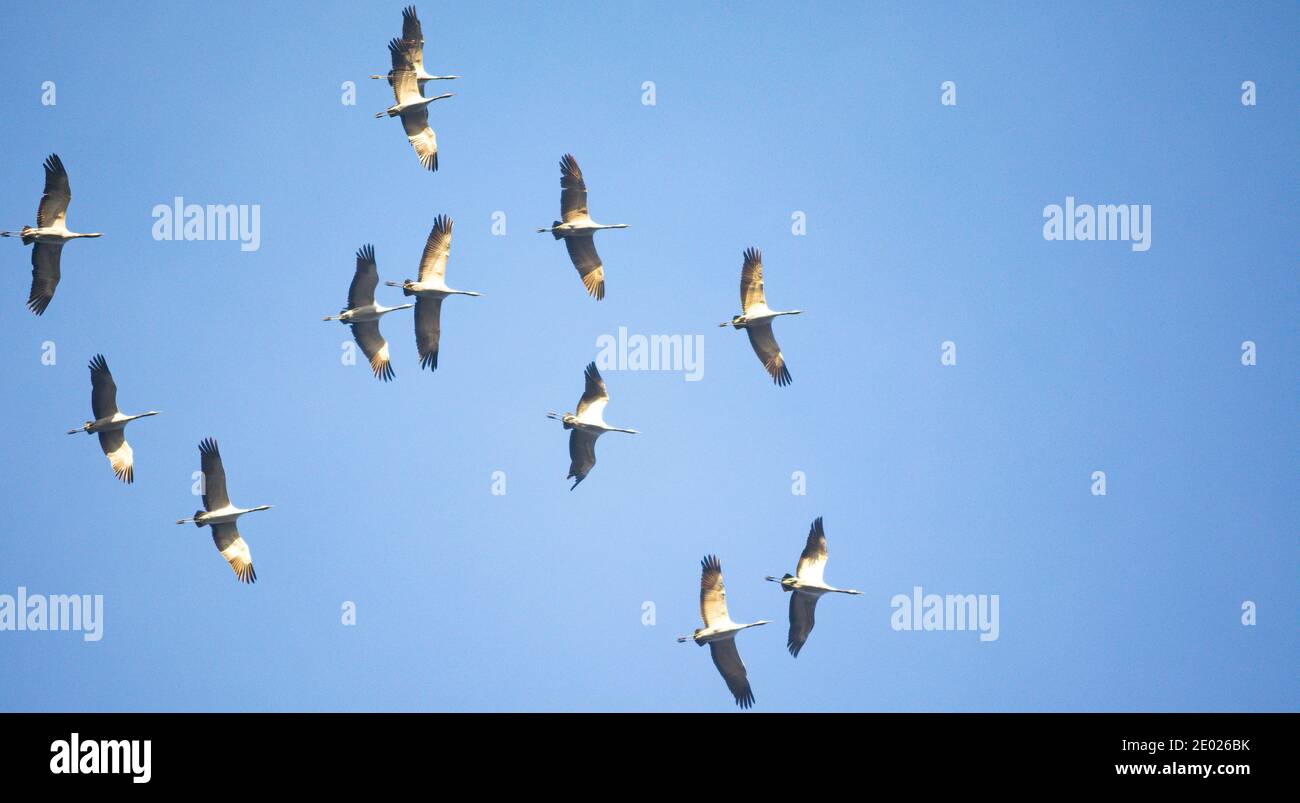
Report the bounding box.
[559,153,588,222]
[739,247,766,313]
[786,591,818,658]
[27,242,62,316]
[36,153,71,228]
[400,100,438,172]
[88,354,118,419]
[414,296,442,371]
[566,429,598,490]
[398,6,429,80]
[199,438,229,511]
[796,516,828,584]
[699,554,732,628]
[708,639,755,709]
[97,429,134,484]
[401,6,424,54]
[212,522,256,584]
[745,321,791,386]
[574,361,608,419]
[564,236,604,300]
[388,39,417,99]
[352,320,394,382]
[348,244,379,309]
[418,215,452,283]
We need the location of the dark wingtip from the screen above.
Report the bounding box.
[774,364,792,387]
[701,554,721,574]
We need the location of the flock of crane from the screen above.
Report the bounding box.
[6,5,839,709]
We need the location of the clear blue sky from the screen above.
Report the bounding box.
[0,1,1294,712]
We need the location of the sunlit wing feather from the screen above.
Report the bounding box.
[36,154,70,228]
[418,215,451,283]
[565,236,604,300]
[559,154,588,222]
[740,247,766,313]
[699,554,732,627]
[795,516,829,584]
[98,429,134,484]
[212,522,256,584]
[574,361,608,419]
[745,321,791,386]
[353,320,394,382]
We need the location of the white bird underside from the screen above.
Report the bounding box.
[380,37,449,172]
[727,247,795,386]
[2,155,101,316]
[769,517,862,658]
[549,362,636,489]
[72,354,157,484]
[382,215,480,372]
[329,245,409,381]
[687,555,761,709]
[188,438,263,584]
[539,154,630,301]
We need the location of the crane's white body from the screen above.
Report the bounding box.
[539,220,628,238]
[722,303,803,329]
[768,576,860,596]
[375,92,450,120]
[323,302,413,323]
[679,619,771,645]
[390,280,479,299]
[68,410,158,435]
[180,504,273,528]
[766,518,862,658]
[9,226,102,244]
[2,154,104,316]
[550,402,638,436]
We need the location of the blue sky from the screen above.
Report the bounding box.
[0,1,1294,711]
